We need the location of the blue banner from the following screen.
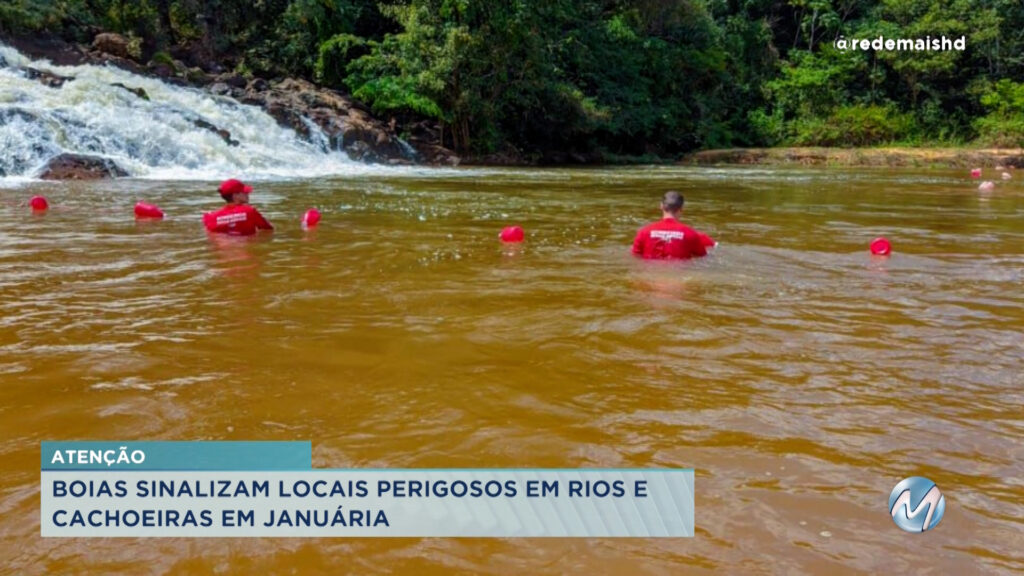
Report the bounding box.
[41,442,311,471]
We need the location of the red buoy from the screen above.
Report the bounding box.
[134,202,165,219]
[870,237,892,256]
[970,168,982,179]
[302,208,321,228]
[499,225,524,243]
[29,195,48,211]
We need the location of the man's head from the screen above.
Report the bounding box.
[661,190,684,215]
[218,178,253,204]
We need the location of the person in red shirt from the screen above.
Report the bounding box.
[632,191,715,260]
[203,179,273,236]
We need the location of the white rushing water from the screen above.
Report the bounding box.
[0,43,389,181]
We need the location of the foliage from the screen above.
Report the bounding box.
[0,0,57,34]
[3,0,1024,158]
[345,1,471,136]
[747,108,786,147]
[975,80,1024,147]
[0,0,99,39]
[314,33,366,87]
[791,104,916,146]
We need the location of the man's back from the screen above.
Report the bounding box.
[203,204,272,236]
[632,217,711,260]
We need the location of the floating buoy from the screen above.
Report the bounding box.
[870,237,891,256]
[499,225,524,243]
[979,180,995,191]
[970,168,982,179]
[29,195,48,211]
[134,202,165,219]
[1001,172,1012,180]
[302,208,321,228]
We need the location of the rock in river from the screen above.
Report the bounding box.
[39,153,128,180]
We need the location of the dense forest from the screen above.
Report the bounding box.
[3,0,1024,161]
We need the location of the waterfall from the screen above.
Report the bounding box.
[0,43,372,181]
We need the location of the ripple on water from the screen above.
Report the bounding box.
[1,168,1022,573]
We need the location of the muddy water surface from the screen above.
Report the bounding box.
[1,166,1022,574]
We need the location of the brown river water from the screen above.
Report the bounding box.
[1,166,1022,574]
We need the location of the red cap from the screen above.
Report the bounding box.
[500,225,525,243]
[218,179,253,195]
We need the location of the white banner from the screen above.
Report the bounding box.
[41,470,694,537]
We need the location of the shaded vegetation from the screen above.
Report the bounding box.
[4,0,1024,159]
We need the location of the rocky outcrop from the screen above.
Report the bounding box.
[111,83,149,100]
[1,34,87,66]
[193,118,239,146]
[407,142,460,166]
[0,39,74,87]
[212,76,459,165]
[23,67,73,88]
[3,32,462,166]
[403,121,460,166]
[39,153,128,180]
[92,33,130,59]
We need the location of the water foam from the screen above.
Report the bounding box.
[0,43,398,181]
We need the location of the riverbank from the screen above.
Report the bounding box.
[7,31,1024,172]
[680,147,1024,168]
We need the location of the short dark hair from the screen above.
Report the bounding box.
[662,191,684,211]
[220,193,233,203]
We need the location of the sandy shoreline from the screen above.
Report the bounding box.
[680,147,1024,168]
